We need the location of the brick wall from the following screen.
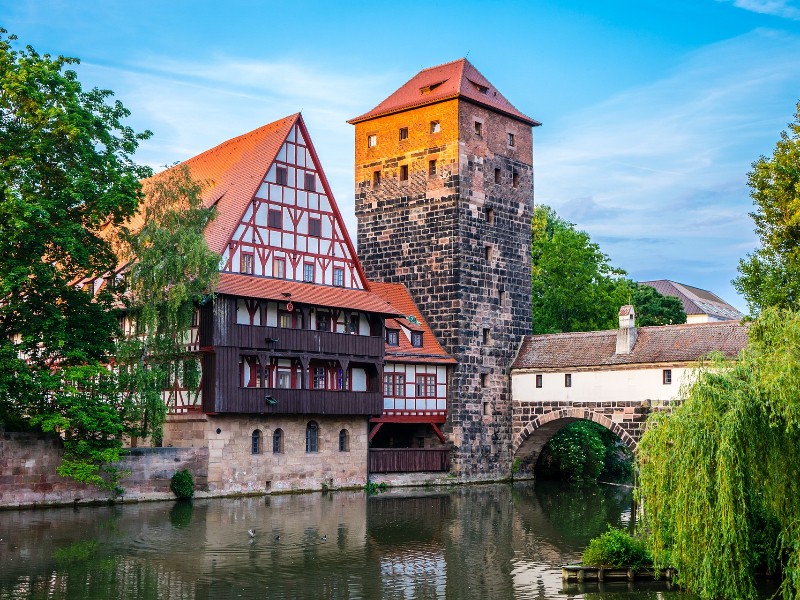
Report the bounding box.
[0,430,208,508]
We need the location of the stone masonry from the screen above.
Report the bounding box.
[354,97,534,478]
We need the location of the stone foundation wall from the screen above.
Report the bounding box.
[0,430,208,508]
[163,413,369,493]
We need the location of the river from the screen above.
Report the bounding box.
[0,481,777,599]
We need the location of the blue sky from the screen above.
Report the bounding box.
[5,0,800,312]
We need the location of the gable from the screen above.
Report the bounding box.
[220,116,368,290]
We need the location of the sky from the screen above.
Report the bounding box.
[5,0,800,313]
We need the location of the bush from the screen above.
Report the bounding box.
[170,469,194,499]
[582,526,652,569]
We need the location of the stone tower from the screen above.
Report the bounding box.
[349,59,539,477]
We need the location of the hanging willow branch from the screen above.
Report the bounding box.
[638,308,800,600]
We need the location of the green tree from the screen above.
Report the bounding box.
[531,205,630,333]
[734,102,800,314]
[632,284,686,327]
[0,30,151,426]
[638,308,800,599]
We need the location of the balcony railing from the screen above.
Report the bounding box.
[369,448,451,473]
[211,386,383,415]
[228,324,383,357]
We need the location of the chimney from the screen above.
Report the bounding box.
[616,305,637,354]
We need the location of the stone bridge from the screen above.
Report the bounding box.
[510,399,666,472]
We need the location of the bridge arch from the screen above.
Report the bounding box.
[512,407,639,465]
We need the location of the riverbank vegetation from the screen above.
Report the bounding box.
[637,103,800,600]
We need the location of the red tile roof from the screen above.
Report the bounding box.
[640,279,744,321]
[348,59,540,126]
[217,272,400,315]
[512,321,748,370]
[369,282,457,365]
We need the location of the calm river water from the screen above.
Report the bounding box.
[0,481,777,599]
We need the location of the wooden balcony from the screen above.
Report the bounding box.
[210,386,383,416]
[230,324,383,358]
[369,448,451,473]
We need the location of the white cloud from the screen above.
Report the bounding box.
[536,29,800,311]
[723,0,800,19]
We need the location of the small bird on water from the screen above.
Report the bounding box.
[248,529,256,538]
[320,535,327,541]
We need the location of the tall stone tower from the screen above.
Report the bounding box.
[349,59,538,477]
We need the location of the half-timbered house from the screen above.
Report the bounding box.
[153,113,402,493]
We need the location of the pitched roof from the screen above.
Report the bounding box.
[348,59,540,126]
[216,272,400,315]
[640,280,744,321]
[369,282,457,365]
[512,321,748,370]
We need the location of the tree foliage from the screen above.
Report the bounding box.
[734,102,800,314]
[531,205,631,333]
[638,308,800,599]
[0,30,152,426]
[632,284,686,327]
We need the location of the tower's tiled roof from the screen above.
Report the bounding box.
[369,282,457,365]
[512,321,748,370]
[348,59,540,126]
[640,280,744,321]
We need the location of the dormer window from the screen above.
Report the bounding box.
[474,82,489,94]
[420,81,444,94]
[386,329,399,346]
[411,331,423,347]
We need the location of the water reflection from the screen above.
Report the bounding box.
[0,482,718,599]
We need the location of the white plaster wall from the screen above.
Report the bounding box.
[512,365,695,405]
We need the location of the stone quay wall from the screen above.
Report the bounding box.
[0,430,208,509]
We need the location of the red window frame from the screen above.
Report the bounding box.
[383,372,406,397]
[333,267,344,287]
[415,374,436,398]
[308,217,321,237]
[273,257,286,278]
[240,251,254,274]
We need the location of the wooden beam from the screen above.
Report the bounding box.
[369,422,384,441]
[431,423,446,444]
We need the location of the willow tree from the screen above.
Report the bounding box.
[638,308,800,599]
[115,164,219,444]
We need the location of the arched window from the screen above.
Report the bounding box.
[273,428,283,454]
[306,421,319,453]
[251,429,262,455]
[339,429,349,452]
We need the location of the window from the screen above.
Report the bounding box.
[430,120,440,133]
[386,329,399,346]
[336,368,345,390]
[428,160,436,177]
[565,373,572,387]
[485,207,495,223]
[306,421,319,453]
[303,262,315,282]
[663,369,672,385]
[373,170,381,187]
[314,367,326,389]
[399,127,408,141]
[485,246,493,261]
[483,402,491,416]
[483,328,491,344]
[416,374,436,397]
[400,165,409,181]
[276,166,288,186]
[474,121,483,137]
[536,374,542,388]
[268,209,282,229]
[277,370,291,389]
[273,428,283,454]
[384,373,405,396]
[499,289,506,306]
[507,133,515,147]
[348,314,359,334]
[512,171,520,188]
[480,373,488,388]
[494,168,501,184]
[316,312,331,332]
[339,429,349,452]
[279,311,295,329]
[308,217,321,237]
[240,252,254,274]
[273,257,285,278]
[411,331,423,347]
[304,172,316,192]
[251,430,262,455]
[333,267,344,287]
[367,134,377,148]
